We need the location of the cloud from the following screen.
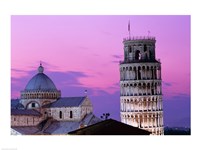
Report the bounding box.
[111,60,120,64]
[111,54,123,64]
[162,81,172,87]
[112,54,123,59]
[11,68,34,79]
[111,82,120,87]
[171,93,190,100]
[11,68,27,73]
[78,46,89,50]
[11,68,91,98]
[46,71,92,89]
[11,70,36,98]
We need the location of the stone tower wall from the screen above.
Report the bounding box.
[120,37,164,135]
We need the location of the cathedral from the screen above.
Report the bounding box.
[119,36,164,135]
[11,26,164,135]
[11,64,101,135]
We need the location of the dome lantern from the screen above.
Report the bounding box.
[38,63,44,73]
[24,64,58,91]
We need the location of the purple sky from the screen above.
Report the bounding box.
[11,15,190,127]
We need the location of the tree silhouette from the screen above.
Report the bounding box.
[100,113,110,120]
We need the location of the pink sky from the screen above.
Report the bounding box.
[11,16,190,127]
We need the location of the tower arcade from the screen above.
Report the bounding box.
[120,36,164,135]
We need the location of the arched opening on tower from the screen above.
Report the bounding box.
[147,66,150,79]
[142,66,145,80]
[138,66,141,80]
[128,46,132,53]
[134,67,137,80]
[151,66,154,79]
[149,51,153,60]
[144,44,147,59]
[59,111,62,119]
[151,89,154,95]
[70,110,73,118]
[143,83,146,95]
[135,50,141,60]
[144,44,147,51]
[154,67,157,79]
[128,46,133,61]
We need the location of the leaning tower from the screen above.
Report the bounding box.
[120,36,164,135]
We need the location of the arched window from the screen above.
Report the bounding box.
[32,103,35,108]
[59,111,62,119]
[135,50,141,60]
[154,67,157,79]
[152,89,154,95]
[138,66,141,80]
[144,44,147,52]
[70,111,73,118]
[149,51,152,59]
[128,46,132,53]
[134,67,137,80]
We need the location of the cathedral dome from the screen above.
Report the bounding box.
[24,64,57,91]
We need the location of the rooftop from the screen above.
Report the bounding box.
[68,119,151,135]
[11,109,41,116]
[12,126,41,135]
[123,36,156,42]
[43,96,86,108]
[11,113,101,135]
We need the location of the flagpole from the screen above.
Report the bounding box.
[148,30,150,37]
[128,20,131,39]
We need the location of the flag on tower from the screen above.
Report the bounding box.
[148,30,150,36]
[128,20,131,39]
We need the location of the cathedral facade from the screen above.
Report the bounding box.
[11,64,101,135]
[120,36,164,135]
